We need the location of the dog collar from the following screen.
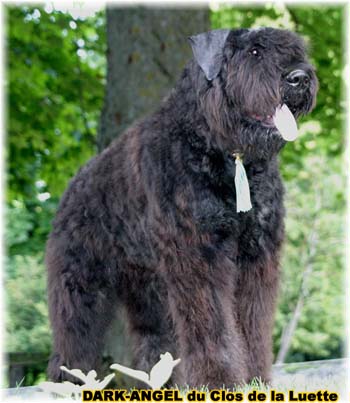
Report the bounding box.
[232,152,252,213]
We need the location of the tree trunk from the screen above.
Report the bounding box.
[98,6,209,151]
[99,7,209,367]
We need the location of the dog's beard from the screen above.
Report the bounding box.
[234,86,316,162]
[234,119,285,164]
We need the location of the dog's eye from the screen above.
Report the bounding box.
[250,48,260,57]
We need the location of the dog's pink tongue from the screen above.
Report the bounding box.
[273,104,298,141]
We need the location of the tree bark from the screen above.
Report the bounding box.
[99,7,209,367]
[98,6,209,151]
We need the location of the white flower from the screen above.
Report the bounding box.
[39,366,115,399]
[110,352,181,389]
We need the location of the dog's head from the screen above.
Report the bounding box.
[189,28,318,157]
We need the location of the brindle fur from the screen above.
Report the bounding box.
[46,28,318,388]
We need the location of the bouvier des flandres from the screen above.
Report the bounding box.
[46,28,318,388]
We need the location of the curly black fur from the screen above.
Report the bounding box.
[46,28,318,388]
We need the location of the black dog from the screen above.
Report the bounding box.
[46,28,318,388]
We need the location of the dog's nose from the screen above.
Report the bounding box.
[286,69,310,87]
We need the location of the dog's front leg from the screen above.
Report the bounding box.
[161,248,248,389]
[235,254,280,384]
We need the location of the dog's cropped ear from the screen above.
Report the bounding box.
[188,29,231,81]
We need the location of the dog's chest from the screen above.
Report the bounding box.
[194,156,284,257]
[184,136,284,254]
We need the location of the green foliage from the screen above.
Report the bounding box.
[213,4,346,362]
[7,5,105,200]
[273,155,345,361]
[6,254,52,353]
[6,198,58,256]
[5,5,106,385]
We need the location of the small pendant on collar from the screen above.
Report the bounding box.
[233,152,252,213]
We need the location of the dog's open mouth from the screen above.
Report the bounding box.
[251,114,275,127]
[251,104,298,141]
